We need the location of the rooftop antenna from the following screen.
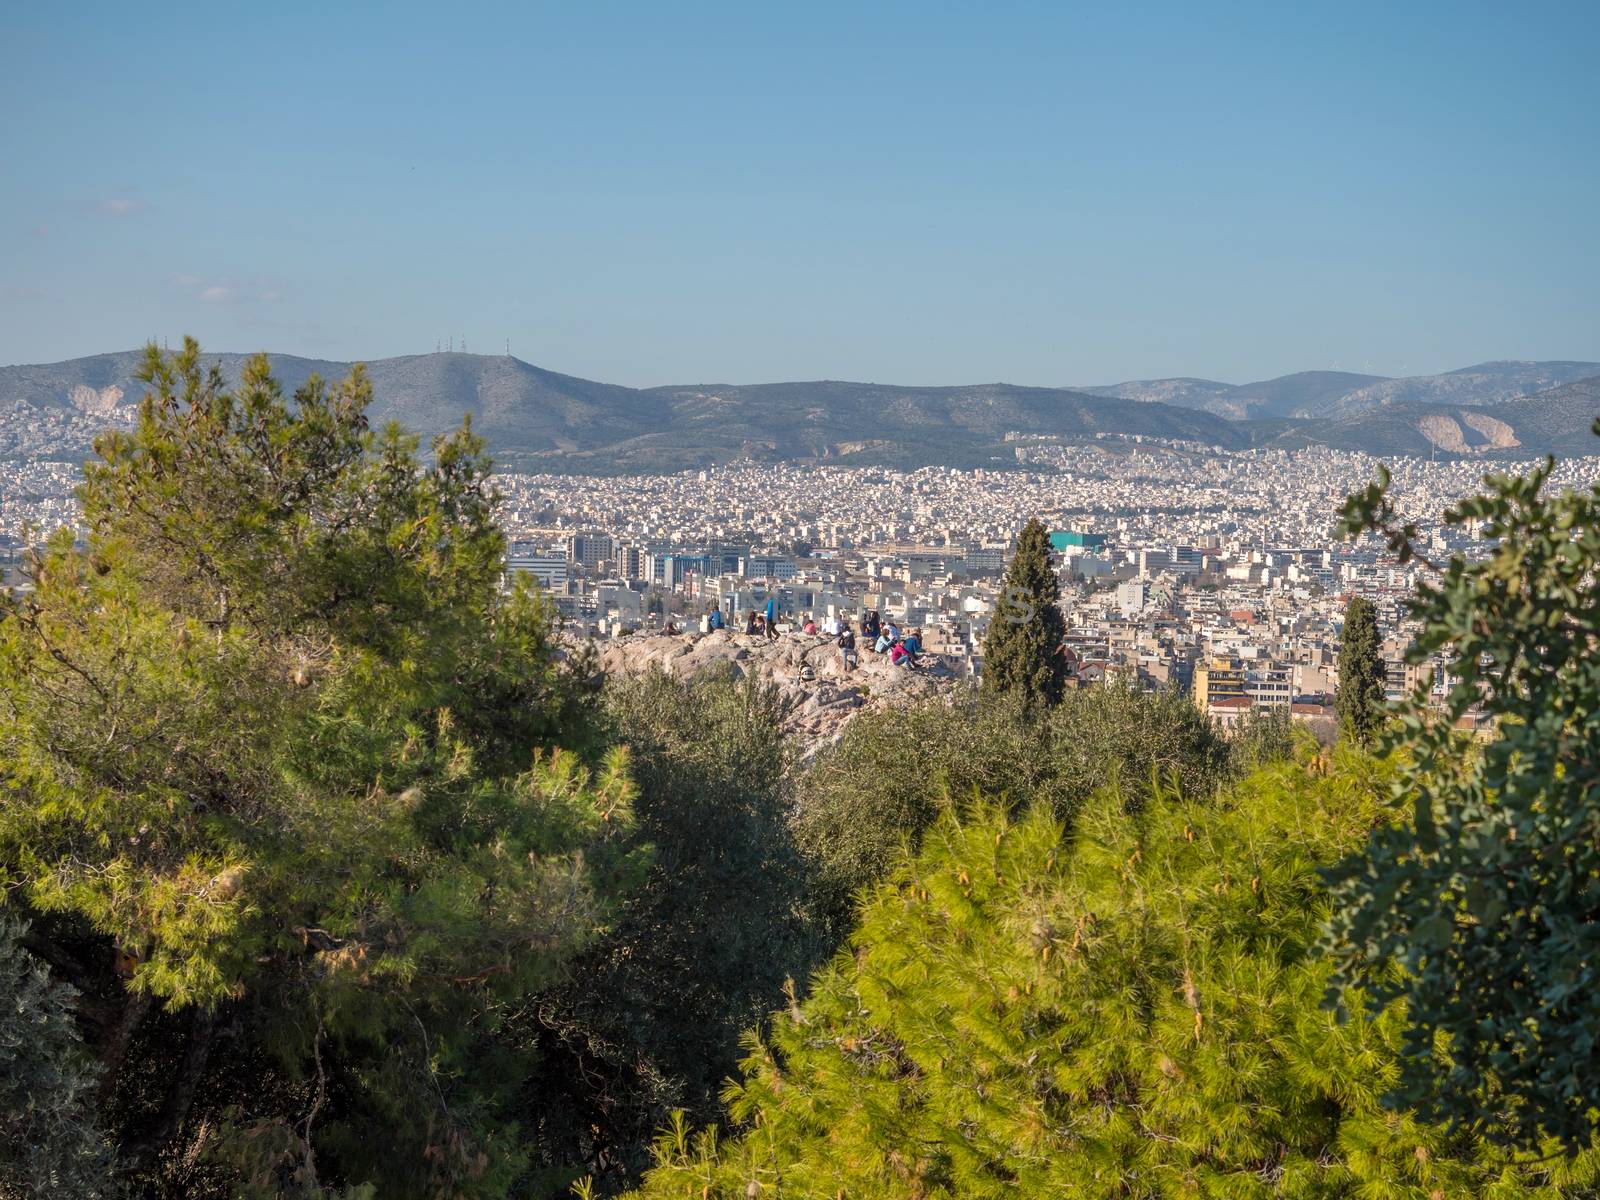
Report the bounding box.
[505,338,510,357]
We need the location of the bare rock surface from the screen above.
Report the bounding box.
[591,629,962,754]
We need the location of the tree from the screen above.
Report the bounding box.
[793,682,1236,940]
[0,341,643,1196]
[1324,451,1600,1152]
[512,667,824,1194]
[980,519,1067,709]
[0,916,116,1199]
[1335,594,1386,743]
[628,753,1598,1198]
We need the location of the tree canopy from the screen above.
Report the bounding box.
[793,682,1233,939]
[630,752,1600,1198]
[1325,453,1600,1151]
[0,341,643,1195]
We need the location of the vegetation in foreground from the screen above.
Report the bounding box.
[629,751,1600,1198]
[2,345,1597,1197]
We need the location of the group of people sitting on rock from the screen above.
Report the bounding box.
[857,610,923,669]
[713,603,923,673]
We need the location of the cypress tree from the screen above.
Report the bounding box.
[980,518,1067,709]
[1335,594,1386,743]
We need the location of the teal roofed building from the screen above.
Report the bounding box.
[1050,529,1107,551]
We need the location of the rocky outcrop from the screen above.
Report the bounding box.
[591,629,963,756]
[69,383,125,416]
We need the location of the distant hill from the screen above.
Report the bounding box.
[1317,361,1600,418]
[1255,374,1600,457]
[1082,370,1388,419]
[1083,361,1600,420]
[3,350,1596,470]
[0,350,1248,472]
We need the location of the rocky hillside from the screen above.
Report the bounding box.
[1257,374,1600,458]
[1081,371,1387,420]
[592,628,962,756]
[1086,361,1600,420]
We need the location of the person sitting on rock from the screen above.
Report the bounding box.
[875,631,895,655]
[900,628,923,668]
[889,640,909,667]
[884,620,901,644]
[708,605,725,632]
[862,611,880,646]
[745,610,759,636]
[803,616,817,635]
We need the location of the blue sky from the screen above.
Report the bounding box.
[3,1,1597,386]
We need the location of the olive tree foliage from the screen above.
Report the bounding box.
[0,341,641,1197]
[0,915,117,1199]
[629,751,1600,1199]
[1324,450,1600,1151]
[511,666,825,1195]
[793,681,1233,938]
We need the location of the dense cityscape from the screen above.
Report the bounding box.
[9,438,1595,733]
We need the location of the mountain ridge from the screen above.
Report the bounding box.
[3,350,1597,470]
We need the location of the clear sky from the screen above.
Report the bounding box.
[3,1,1597,386]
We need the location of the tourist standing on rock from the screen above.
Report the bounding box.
[837,624,857,672]
[765,596,779,640]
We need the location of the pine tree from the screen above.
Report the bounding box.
[980,519,1067,709]
[626,754,1600,1199]
[0,340,644,1196]
[1335,594,1386,743]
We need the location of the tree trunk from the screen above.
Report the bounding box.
[120,1006,219,1173]
[97,989,153,1106]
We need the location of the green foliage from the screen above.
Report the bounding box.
[980,518,1067,709]
[513,666,824,1194]
[793,682,1233,938]
[0,341,641,1195]
[629,754,1600,1199]
[0,915,116,1199]
[1326,456,1600,1151]
[1335,594,1386,744]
